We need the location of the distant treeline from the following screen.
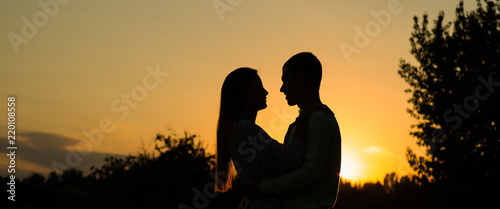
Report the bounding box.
[0,132,475,209]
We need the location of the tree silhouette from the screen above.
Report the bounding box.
[87,131,228,208]
[398,0,499,207]
[383,172,397,194]
[1,131,245,208]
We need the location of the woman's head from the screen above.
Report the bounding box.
[243,71,268,112]
[215,67,267,192]
[220,67,268,116]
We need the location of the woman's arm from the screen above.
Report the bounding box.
[233,120,307,175]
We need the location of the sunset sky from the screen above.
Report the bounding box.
[0,0,477,182]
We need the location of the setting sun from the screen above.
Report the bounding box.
[340,152,363,181]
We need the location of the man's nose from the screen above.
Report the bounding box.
[280,84,284,93]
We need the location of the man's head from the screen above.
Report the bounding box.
[280,52,322,106]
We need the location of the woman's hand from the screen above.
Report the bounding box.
[243,180,262,200]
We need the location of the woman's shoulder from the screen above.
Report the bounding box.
[236,121,273,146]
[230,120,272,144]
[232,119,262,137]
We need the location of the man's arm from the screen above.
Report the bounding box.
[260,111,339,196]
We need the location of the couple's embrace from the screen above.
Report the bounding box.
[215,52,342,209]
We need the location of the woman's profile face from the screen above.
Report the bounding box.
[244,75,269,111]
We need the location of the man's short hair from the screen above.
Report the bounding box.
[283,52,322,90]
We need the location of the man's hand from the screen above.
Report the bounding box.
[243,180,262,200]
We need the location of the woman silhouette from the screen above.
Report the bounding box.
[215,67,308,209]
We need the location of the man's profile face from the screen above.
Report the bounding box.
[280,66,301,106]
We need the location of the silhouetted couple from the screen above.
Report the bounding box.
[216,52,342,209]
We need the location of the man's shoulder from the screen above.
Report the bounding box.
[309,109,336,122]
[307,104,335,118]
[308,108,340,132]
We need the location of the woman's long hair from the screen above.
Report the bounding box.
[216,67,258,192]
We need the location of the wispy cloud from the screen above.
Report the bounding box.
[0,132,124,178]
[363,146,387,154]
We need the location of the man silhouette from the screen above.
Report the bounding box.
[249,52,342,209]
